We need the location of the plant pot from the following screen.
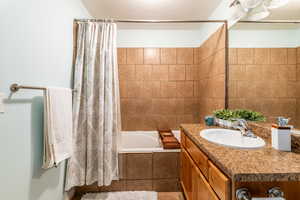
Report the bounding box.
[215,118,234,128]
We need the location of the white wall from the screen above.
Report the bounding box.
[229,22,300,48]
[117,29,208,47]
[229,27,300,48]
[196,0,300,48]
[0,1,89,200]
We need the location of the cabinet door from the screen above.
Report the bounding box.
[181,149,193,200]
[192,160,219,200]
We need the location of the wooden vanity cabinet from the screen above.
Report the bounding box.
[181,128,300,200]
[180,129,230,200]
[181,149,219,200]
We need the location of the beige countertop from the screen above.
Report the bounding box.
[180,123,300,182]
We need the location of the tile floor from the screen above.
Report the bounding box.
[74,192,184,200]
[158,192,185,200]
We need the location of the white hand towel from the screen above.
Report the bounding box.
[42,87,73,169]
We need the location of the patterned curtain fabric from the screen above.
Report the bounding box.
[65,21,121,191]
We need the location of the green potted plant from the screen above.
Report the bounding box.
[213,109,265,128]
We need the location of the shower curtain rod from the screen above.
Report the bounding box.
[74,19,300,24]
[74,19,227,23]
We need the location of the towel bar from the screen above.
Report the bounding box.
[10,83,77,93]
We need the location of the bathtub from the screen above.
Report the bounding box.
[119,130,181,153]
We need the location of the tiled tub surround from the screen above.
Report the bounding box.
[118,26,227,131]
[198,25,226,120]
[180,123,300,183]
[74,131,181,196]
[118,47,201,131]
[228,47,300,128]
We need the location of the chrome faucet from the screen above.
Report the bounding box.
[232,119,257,138]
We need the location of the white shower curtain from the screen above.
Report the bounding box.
[65,21,121,191]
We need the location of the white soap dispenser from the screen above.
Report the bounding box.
[271,117,291,151]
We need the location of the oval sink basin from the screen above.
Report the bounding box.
[199,129,265,149]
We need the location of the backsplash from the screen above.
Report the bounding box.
[228,47,300,127]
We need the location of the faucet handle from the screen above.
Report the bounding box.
[232,118,248,128]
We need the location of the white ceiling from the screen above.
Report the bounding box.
[81,0,223,29]
[266,0,300,20]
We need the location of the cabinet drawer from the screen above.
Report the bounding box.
[208,161,230,200]
[185,136,209,179]
[193,163,220,200]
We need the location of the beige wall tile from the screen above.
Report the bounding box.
[244,98,262,112]
[119,64,135,81]
[193,81,200,97]
[236,81,256,98]
[186,65,200,80]
[169,65,186,80]
[297,47,300,64]
[122,115,145,131]
[126,153,152,180]
[237,48,254,64]
[229,48,238,65]
[144,48,161,64]
[119,25,226,130]
[245,65,263,81]
[119,81,127,98]
[136,99,153,114]
[152,99,171,114]
[278,65,296,81]
[193,48,200,64]
[177,114,194,124]
[297,64,300,81]
[213,75,225,98]
[184,98,200,114]
[261,65,278,80]
[288,48,297,64]
[118,154,126,179]
[254,48,270,64]
[153,152,179,179]
[121,99,137,115]
[152,65,169,80]
[176,48,193,64]
[135,65,152,81]
[142,81,156,98]
[126,81,142,98]
[125,180,153,191]
[228,98,245,109]
[176,81,193,97]
[146,115,177,130]
[228,81,237,98]
[212,49,226,75]
[161,48,176,64]
[127,48,144,64]
[287,81,297,98]
[151,81,161,98]
[229,65,245,81]
[160,81,177,98]
[169,99,184,114]
[118,48,127,64]
[270,48,287,64]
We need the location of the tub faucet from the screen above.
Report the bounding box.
[232,119,256,138]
